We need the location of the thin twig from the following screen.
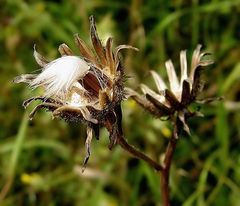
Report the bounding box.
[117,135,163,171]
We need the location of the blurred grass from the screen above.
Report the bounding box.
[1,0,240,205]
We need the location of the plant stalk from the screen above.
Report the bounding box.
[117,134,162,171]
[160,120,179,206]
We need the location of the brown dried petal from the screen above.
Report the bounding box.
[114,45,138,73]
[195,96,223,104]
[53,106,98,124]
[146,93,172,116]
[199,52,212,59]
[125,88,160,116]
[74,34,96,63]
[107,105,123,150]
[22,96,63,109]
[91,123,100,140]
[181,80,191,105]
[89,15,107,66]
[78,107,98,124]
[199,59,214,67]
[82,72,102,97]
[115,45,139,59]
[190,46,213,81]
[165,60,180,91]
[105,37,115,75]
[191,44,202,72]
[33,45,49,67]
[58,43,74,56]
[29,103,59,120]
[99,89,111,109]
[180,50,188,82]
[13,74,37,84]
[198,52,214,67]
[150,70,167,92]
[179,112,191,135]
[190,66,203,99]
[164,89,182,110]
[82,126,93,171]
[108,122,118,150]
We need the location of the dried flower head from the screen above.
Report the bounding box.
[127,45,213,135]
[14,16,138,167]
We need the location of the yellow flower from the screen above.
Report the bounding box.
[21,173,42,186]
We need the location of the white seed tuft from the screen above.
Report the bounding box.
[30,56,90,98]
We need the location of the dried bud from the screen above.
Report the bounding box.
[127,45,214,135]
[13,16,138,168]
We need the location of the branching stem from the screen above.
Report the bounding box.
[111,105,179,206]
[116,116,179,206]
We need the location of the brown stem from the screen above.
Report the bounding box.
[116,125,178,206]
[160,121,179,206]
[105,105,162,171]
[106,104,180,205]
[117,135,163,171]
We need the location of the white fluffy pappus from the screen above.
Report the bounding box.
[31,56,90,98]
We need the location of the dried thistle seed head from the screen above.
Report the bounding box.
[127,45,214,135]
[13,16,138,168]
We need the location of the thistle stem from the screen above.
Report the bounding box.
[160,138,177,206]
[117,135,163,171]
[117,126,178,206]
[109,105,179,205]
[105,105,163,171]
[159,120,179,206]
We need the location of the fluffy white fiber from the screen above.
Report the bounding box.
[31,56,90,98]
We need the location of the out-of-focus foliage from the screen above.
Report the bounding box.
[1,0,240,205]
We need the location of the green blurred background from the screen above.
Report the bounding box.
[1,0,240,205]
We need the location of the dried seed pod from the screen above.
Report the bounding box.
[127,45,214,134]
[14,16,138,168]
